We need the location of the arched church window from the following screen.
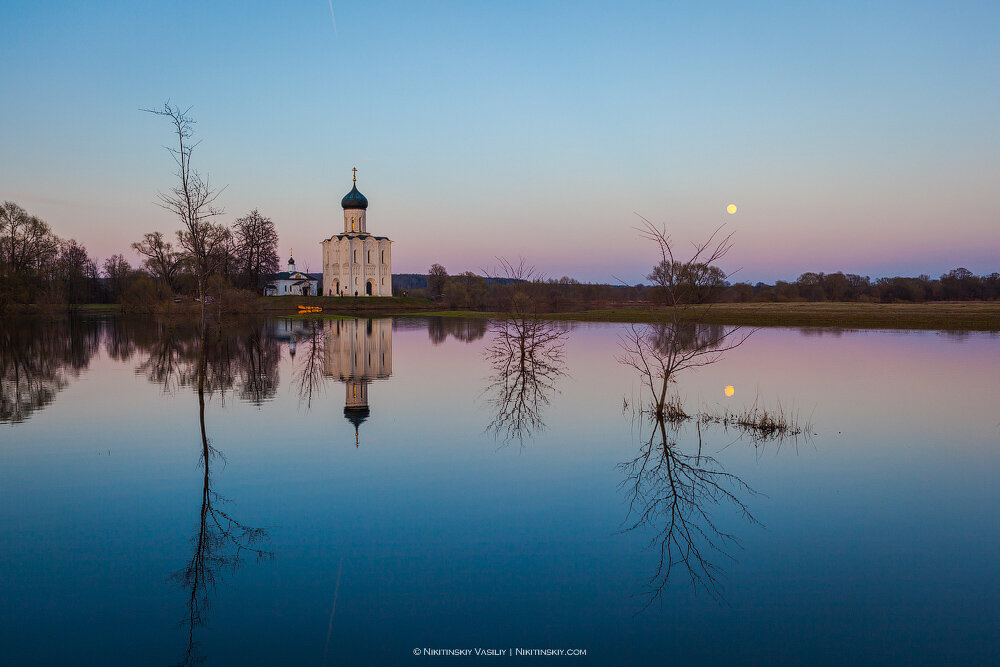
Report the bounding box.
[354,249,358,262]
[380,250,384,263]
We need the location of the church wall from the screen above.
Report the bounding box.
[378,240,392,295]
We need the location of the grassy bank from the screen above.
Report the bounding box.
[253,295,435,312]
[7,300,999,331]
[396,302,1000,330]
[542,302,1000,331]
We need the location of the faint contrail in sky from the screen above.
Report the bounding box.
[326,0,339,37]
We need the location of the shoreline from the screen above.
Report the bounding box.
[5,300,999,331]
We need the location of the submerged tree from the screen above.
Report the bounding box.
[620,221,751,419]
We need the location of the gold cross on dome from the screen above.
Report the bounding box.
[352,167,357,182]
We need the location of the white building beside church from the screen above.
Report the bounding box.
[263,253,319,296]
[321,171,392,296]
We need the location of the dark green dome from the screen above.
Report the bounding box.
[341,184,368,210]
[344,406,370,429]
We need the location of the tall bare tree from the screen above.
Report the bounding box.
[143,102,227,318]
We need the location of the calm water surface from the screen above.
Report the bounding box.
[1,316,998,665]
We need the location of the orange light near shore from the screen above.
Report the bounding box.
[724,385,735,397]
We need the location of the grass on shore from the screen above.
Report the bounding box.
[8,300,999,331]
[543,301,1000,331]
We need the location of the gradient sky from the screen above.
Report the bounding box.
[2,1,998,283]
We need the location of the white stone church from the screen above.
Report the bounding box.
[321,171,392,296]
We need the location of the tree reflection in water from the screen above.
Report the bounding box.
[619,322,749,421]
[620,416,759,607]
[120,318,277,664]
[131,318,281,405]
[483,317,567,445]
[0,317,101,424]
[292,319,327,410]
[617,321,783,608]
[171,326,273,666]
[427,316,487,345]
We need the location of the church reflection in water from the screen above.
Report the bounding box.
[324,318,392,445]
[276,317,394,445]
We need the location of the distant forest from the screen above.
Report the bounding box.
[406,266,1000,311]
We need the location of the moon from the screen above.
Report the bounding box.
[724,385,735,397]
[726,204,738,215]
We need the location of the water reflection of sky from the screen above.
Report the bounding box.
[1,318,998,665]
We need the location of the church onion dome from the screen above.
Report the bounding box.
[341,184,368,210]
[344,406,370,429]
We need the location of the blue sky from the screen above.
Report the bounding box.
[2,1,998,282]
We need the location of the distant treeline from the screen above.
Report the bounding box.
[2,199,996,313]
[723,269,1000,303]
[412,265,1000,311]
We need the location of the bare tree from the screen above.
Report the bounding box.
[143,102,227,319]
[0,201,61,307]
[619,220,752,419]
[232,209,279,290]
[131,231,183,292]
[639,218,734,307]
